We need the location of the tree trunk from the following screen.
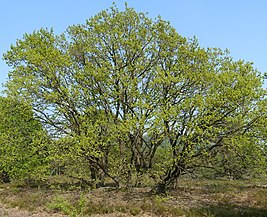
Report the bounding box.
[155,182,167,195]
[155,162,185,194]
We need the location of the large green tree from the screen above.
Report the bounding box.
[3,5,266,192]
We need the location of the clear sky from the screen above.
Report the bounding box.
[1,0,267,90]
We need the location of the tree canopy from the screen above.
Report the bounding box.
[2,5,267,193]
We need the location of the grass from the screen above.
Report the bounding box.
[1,178,267,216]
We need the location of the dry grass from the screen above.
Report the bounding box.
[1,178,267,216]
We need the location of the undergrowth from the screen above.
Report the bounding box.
[0,178,267,216]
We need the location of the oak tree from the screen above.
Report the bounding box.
[3,5,266,192]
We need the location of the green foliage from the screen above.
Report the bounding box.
[0,97,50,182]
[47,195,73,216]
[2,4,267,191]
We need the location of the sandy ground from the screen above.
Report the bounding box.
[0,203,154,217]
[0,202,67,217]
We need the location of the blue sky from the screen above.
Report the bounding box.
[1,0,267,90]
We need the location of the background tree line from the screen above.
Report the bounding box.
[1,5,266,194]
